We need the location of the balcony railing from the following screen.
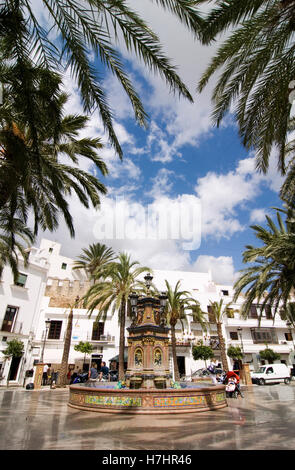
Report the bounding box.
[86,333,115,343]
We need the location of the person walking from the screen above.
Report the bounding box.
[42,363,49,386]
[89,363,99,383]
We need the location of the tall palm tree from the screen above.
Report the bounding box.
[0,85,108,239]
[58,295,80,387]
[233,207,295,322]
[83,253,150,380]
[209,299,229,372]
[198,0,295,174]
[74,243,115,279]
[165,280,193,381]
[1,1,203,157]
[188,299,208,333]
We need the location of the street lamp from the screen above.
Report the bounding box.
[40,319,51,363]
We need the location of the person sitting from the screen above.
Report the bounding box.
[99,361,110,381]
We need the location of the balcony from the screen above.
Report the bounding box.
[0,319,23,335]
[86,333,115,344]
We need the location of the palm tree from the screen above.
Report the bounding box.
[188,299,208,333]
[280,302,295,328]
[0,203,34,282]
[208,299,229,372]
[58,295,80,387]
[165,280,193,381]
[0,85,108,239]
[233,207,295,321]
[198,0,295,174]
[74,243,115,279]
[83,253,150,380]
[1,1,203,157]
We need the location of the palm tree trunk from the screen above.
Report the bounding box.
[217,322,229,372]
[58,306,74,386]
[119,296,126,381]
[171,324,180,381]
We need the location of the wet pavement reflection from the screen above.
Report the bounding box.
[1,384,295,449]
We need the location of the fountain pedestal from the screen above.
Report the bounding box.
[126,296,171,389]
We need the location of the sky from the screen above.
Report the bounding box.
[34,0,285,285]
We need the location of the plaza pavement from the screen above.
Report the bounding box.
[0,383,295,450]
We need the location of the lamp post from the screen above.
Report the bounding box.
[237,327,244,354]
[40,319,51,363]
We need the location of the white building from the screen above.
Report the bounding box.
[1,238,294,385]
[0,250,49,386]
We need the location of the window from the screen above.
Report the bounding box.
[15,273,27,287]
[49,247,53,253]
[61,263,67,270]
[265,304,272,320]
[230,331,239,340]
[48,321,62,340]
[285,332,293,342]
[207,305,215,323]
[250,304,272,319]
[251,328,278,344]
[92,322,104,340]
[250,305,258,318]
[1,306,18,332]
[221,290,229,296]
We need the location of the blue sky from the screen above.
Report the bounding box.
[36,0,285,285]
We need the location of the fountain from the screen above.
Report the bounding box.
[69,274,227,414]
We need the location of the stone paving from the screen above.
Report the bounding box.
[0,384,295,450]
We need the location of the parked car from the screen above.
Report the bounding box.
[251,363,291,385]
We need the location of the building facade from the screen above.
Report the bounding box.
[1,238,294,385]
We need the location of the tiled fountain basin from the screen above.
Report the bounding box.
[68,382,227,414]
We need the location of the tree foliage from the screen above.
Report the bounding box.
[227,345,243,361]
[74,341,94,356]
[234,206,295,321]
[192,343,214,362]
[198,0,295,174]
[259,347,281,363]
[0,1,203,157]
[3,338,24,358]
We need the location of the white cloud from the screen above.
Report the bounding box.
[250,208,268,224]
[193,255,236,285]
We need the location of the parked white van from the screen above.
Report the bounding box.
[251,364,291,385]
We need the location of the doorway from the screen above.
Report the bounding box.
[9,356,21,381]
[177,356,186,377]
[91,354,103,372]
